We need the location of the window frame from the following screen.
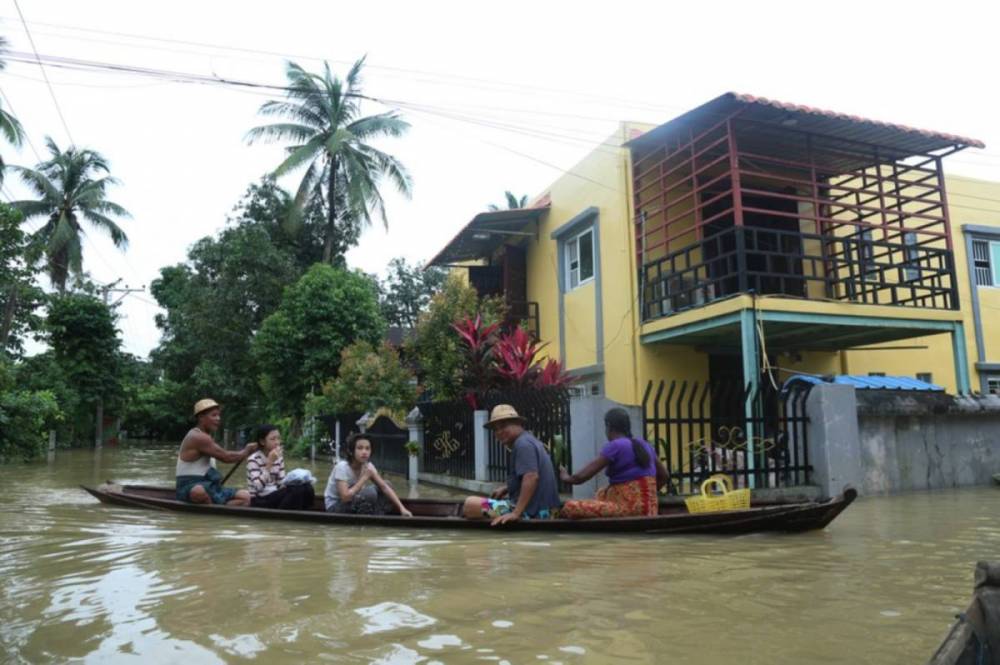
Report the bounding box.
[972,239,1000,288]
[564,227,595,291]
[987,377,1000,396]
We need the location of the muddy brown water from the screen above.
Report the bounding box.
[1,446,998,664]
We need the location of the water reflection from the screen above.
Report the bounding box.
[0,447,998,663]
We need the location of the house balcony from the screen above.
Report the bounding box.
[641,223,957,321]
[428,205,547,339]
[628,92,981,326]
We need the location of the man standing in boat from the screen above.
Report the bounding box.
[175,399,258,506]
[462,404,562,525]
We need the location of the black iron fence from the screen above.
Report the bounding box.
[363,414,410,476]
[316,411,365,457]
[420,399,476,478]
[480,387,572,483]
[642,378,812,494]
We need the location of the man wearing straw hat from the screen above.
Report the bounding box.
[175,399,258,506]
[462,404,561,525]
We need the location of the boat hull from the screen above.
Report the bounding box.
[81,484,857,535]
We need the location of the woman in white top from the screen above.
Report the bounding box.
[246,425,315,510]
[324,433,412,516]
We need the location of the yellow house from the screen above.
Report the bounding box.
[428,93,1000,412]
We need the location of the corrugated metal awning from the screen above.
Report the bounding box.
[627,92,984,158]
[428,206,548,266]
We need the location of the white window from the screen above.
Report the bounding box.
[972,239,1000,287]
[916,372,933,384]
[903,232,920,281]
[988,377,1000,396]
[565,228,594,290]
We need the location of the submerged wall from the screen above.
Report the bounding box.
[808,384,1000,496]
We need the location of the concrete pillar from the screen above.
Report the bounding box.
[739,308,758,488]
[951,321,971,395]
[805,383,862,499]
[406,407,424,484]
[473,410,489,481]
[568,396,642,500]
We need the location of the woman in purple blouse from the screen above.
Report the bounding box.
[559,408,669,519]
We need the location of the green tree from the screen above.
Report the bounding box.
[45,293,122,442]
[0,37,24,185]
[12,138,131,292]
[487,191,529,211]
[378,257,446,328]
[246,57,412,264]
[0,357,61,461]
[408,273,506,401]
[147,179,327,431]
[118,355,189,440]
[313,340,417,416]
[252,264,385,420]
[0,204,44,356]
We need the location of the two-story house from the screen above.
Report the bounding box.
[428,93,998,415]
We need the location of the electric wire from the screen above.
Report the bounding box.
[11,0,74,145]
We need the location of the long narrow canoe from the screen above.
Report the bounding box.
[82,483,857,535]
[928,561,1000,664]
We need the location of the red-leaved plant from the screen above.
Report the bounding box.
[452,315,575,401]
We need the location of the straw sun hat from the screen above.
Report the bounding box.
[484,404,527,429]
[193,398,220,416]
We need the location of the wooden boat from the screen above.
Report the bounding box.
[928,561,1000,665]
[81,483,857,535]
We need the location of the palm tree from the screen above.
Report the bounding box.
[487,191,529,211]
[12,138,130,291]
[246,57,412,264]
[0,36,25,184]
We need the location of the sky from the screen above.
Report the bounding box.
[3,0,1000,358]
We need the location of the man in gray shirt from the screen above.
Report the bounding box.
[462,404,561,525]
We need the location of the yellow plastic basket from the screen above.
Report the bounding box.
[684,474,751,514]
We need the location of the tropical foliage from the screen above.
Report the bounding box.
[377,257,446,328]
[12,139,130,291]
[246,57,412,264]
[452,315,573,404]
[407,274,506,401]
[252,263,385,422]
[0,204,44,357]
[0,36,25,185]
[487,191,529,211]
[309,340,417,416]
[0,357,61,461]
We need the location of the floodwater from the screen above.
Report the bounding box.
[1,447,998,664]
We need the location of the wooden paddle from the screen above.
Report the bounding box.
[220,443,262,485]
[221,457,244,485]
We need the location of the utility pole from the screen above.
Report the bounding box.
[95,281,145,449]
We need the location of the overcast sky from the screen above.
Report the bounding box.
[3,0,999,358]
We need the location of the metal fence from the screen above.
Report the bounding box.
[480,387,572,482]
[420,399,476,478]
[363,414,410,476]
[642,379,811,494]
[316,411,365,458]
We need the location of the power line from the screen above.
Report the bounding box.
[5,15,679,114]
[12,0,74,145]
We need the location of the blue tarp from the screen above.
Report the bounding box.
[782,374,945,392]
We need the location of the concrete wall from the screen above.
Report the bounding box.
[855,391,1000,494]
[807,383,1000,496]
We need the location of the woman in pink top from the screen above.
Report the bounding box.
[559,408,669,519]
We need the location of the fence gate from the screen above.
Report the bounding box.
[480,388,572,483]
[419,400,476,478]
[642,379,811,494]
[363,414,410,476]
